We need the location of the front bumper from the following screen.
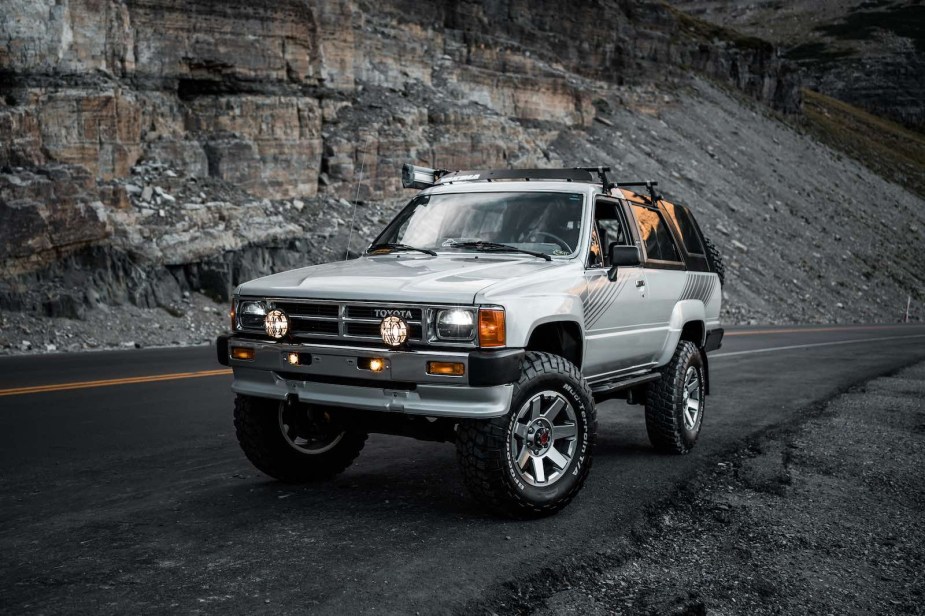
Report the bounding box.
[216,335,522,418]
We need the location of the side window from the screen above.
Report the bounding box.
[663,203,705,255]
[588,225,603,268]
[590,199,631,267]
[631,205,682,263]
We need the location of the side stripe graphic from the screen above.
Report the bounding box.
[582,272,630,329]
[677,273,717,303]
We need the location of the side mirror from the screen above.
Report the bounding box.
[607,243,641,281]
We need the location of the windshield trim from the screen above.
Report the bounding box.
[369,190,588,261]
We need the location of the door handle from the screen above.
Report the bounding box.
[636,279,646,288]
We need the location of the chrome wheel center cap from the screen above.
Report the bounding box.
[527,419,553,454]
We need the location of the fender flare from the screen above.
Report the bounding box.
[655,300,706,366]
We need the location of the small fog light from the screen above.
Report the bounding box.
[427,361,465,376]
[358,357,386,372]
[286,352,300,366]
[231,346,255,361]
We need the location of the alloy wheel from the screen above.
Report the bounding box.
[509,391,579,487]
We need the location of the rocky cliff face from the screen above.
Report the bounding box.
[673,0,925,132]
[1,0,922,348]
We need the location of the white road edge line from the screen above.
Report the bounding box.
[711,334,925,359]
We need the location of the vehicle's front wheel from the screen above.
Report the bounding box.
[645,341,705,454]
[456,352,596,518]
[233,395,367,483]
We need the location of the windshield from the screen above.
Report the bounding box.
[371,191,585,257]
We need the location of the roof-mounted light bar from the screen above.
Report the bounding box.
[401,164,448,190]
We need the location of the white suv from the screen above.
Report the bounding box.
[217,165,724,517]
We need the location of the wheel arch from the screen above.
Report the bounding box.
[525,319,584,369]
[679,320,705,347]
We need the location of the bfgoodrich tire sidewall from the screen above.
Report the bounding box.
[680,351,705,449]
[501,374,593,506]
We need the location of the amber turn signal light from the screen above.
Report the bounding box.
[478,308,506,348]
[427,361,465,376]
[230,346,255,361]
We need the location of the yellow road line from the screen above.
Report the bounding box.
[0,368,232,398]
[726,325,920,337]
[3,325,924,398]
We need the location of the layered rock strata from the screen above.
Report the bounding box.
[7,0,918,332]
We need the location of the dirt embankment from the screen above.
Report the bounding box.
[474,361,925,615]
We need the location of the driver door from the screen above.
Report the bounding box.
[582,197,654,381]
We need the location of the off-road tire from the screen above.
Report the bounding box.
[456,351,597,518]
[233,395,367,483]
[703,236,725,286]
[645,341,705,454]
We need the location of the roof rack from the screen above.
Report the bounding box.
[616,181,661,203]
[437,168,599,184]
[403,163,661,201]
[436,166,625,194]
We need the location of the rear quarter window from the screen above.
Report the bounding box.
[631,205,682,263]
[663,203,705,255]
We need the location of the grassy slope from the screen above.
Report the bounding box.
[798,88,925,198]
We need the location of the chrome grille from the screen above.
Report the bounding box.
[237,298,455,346]
[274,302,338,319]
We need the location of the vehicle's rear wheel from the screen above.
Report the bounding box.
[456,351,596,518]
[645,341,705,454]
[233,395,367,483]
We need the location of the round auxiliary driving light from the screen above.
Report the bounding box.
[380,315,408,347]
[264,309,289,339]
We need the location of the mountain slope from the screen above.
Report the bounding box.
[0,0,923,353]
[673,0,925,132]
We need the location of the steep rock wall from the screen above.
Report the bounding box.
[0,0,810,322]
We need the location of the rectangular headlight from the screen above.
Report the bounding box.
[237,300,267,330]
[435,308,476,341]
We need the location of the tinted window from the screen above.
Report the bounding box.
[664,203,705,255]
[631,205,682,262]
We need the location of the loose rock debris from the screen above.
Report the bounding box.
[474,362,925,615]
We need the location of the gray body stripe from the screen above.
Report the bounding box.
[586,280,625,327]
[582,271,717,331]
[583,272,630,328]
[678,272,717,303]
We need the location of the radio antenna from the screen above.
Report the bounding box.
[344,134,373,260]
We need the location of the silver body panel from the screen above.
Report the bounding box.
[230,180,722,417]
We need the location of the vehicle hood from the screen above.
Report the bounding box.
[236,255,563,304]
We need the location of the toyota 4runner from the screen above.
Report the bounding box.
[217,165,725,517]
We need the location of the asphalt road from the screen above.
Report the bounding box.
[2,324,925,614]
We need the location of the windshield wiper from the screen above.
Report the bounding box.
[367,242,438,256]
[447,241,552,261]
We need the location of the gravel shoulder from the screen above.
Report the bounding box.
[0,291,228,355]
[473,362,925,615]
